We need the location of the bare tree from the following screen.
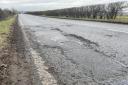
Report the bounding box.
[106,1,126,19]
[27,1,127,20]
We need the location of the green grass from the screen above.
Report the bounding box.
[116,16,128,23]
[48,15,128,24]
[0,17,15,47]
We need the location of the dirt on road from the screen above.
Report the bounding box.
[0,18,33,85]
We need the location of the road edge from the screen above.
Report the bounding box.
[17,15,58,85]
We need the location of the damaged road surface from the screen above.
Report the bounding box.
[18,14,128,85]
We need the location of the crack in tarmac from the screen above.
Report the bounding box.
[43,45,79,65]
[52,28,128,68]
[25,29,100,84]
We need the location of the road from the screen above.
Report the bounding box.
[18,14,128,85]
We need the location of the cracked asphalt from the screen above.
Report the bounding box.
[18,14,128,85]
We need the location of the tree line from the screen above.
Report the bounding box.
[0,8,16,20]
[27,1,128,20]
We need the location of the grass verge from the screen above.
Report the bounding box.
[47,16,128,24]
[0,17,15,48]
[0,16,33,85]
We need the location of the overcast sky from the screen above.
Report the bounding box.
[0,0,127,11]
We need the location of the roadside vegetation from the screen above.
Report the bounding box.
[0,8,17,47]
[0,16,15,85]
[0,9,16,20]
[0,18,15,48]
[48,15,128,24]
[27,1,128,24]
[0,9,32,85]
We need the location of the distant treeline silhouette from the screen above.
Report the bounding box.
[27,1,128,20]
[0,9,16,20]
